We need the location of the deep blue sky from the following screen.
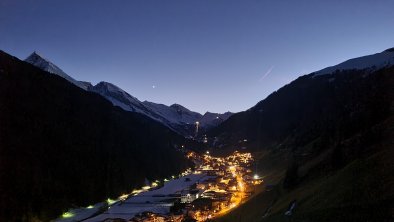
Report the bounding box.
[1,0,393,113]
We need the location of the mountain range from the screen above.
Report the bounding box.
[25,52,232,137]
[0,47,393,222]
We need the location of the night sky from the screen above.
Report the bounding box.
[1,0,393,113]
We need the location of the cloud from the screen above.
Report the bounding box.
[259,65,274,82]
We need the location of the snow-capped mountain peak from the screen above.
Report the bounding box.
[25,52,91,90]
[314,48,394,76]
[25,52,68,77]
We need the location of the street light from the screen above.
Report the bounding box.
[195,121,200,137]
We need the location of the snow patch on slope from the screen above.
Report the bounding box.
[91,82,150,114]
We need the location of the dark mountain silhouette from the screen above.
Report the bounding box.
[211,50,394,222]
[0,51,193,221]
[211,68,392,151]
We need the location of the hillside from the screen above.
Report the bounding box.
[0,51,193,222]
[211,53,394,221]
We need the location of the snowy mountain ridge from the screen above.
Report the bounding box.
[24,52,232,136]
[314,48,394,76]
[25,52,91,90]
[90,81,151,114]
[144,101,202,125]
[24,47,394,136]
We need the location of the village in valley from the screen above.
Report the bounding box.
[58,150,264,222]
[177,151,262,221]
[127,150,263,222]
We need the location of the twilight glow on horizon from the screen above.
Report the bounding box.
[1,0,393,113]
